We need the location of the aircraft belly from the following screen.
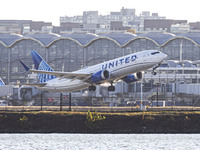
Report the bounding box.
[38,80,90,92]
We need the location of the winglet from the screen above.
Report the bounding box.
[20,60,30,72]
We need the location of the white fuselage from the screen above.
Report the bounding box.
[37,50,167,92]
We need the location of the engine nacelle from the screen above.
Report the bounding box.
[122,72,143,83]
[91,70,109,83]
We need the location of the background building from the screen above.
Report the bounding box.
[0,20,53,34]
[60,7,166,33]
[144,19,187,32]
[2,8,200,34]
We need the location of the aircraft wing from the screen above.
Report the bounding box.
[28,69,92,80]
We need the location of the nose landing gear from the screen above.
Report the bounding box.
[152,70,157,75]
[152,64,161,75]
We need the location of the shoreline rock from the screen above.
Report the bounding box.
[0,111,200,133]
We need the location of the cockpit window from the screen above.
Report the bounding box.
[151,52,160,55]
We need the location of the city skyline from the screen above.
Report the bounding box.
[0,0,199,26]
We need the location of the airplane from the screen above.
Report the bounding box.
[20,50,167,92]
[0,78,5,85]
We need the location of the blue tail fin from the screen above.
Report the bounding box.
[31,51,55,83]
[0,78,5,85]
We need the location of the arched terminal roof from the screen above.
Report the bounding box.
[0,33,23,47]
[162,60,177,67]
[179,60,193,67]
[177,32,200,45]
[138,32,176,45]
[1,32,200,48]
[61,33,98,46]
[99,32,137,46]
[23,33,60,46]
[161,60,200,67]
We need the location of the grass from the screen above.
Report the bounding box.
[1,110,200,116]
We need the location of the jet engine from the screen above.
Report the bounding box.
[122,72,143,83]
[91,70,109,83]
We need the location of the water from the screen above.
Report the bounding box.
[0,134,199,150]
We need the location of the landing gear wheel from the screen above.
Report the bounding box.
[152,71,157,75]
[108,86,115,91]
[89,86,96,91]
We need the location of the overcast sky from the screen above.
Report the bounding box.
[1,0,199,26]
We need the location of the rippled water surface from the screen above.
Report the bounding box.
[0,134,199,150]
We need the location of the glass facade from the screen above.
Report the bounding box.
[85,39,122,66]
[124,38,159,55]
[47,39,83,72]
[9,40,45,83]
[0,43,8,80]
[160,38,200,60]
[0,32,200,85]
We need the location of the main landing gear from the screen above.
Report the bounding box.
[89,83,115,92]
[108,82,115,91]
[89,85,96,91]
[108,85,115,91]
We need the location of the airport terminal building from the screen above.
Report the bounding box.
[1,32,200,106]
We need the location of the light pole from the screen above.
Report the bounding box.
[172,74,177,107]
[40,92,43,111]
[156,84,159,107]
[60,92,63,111]
[140,80,143,111]
[69,93,71,111]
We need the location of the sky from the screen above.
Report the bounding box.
[1,0,200,26]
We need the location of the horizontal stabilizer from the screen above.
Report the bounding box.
[11,82,46,87]
[20,60,30,72]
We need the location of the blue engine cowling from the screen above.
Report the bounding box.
[91,70,109,83]
[123,72,143,83]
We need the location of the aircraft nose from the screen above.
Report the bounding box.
[161,53,167,60]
